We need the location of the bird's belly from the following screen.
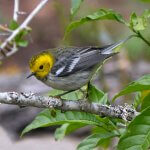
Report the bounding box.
[42,71,92,91]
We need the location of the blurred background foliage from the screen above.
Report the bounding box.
[0,0,150,67]
[0,0,150,149]
[0,0,150,97]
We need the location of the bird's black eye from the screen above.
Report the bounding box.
[39,65,43,69]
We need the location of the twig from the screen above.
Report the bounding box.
[12,0,20,56]
[13,0,19,21]
[0,25,12,33]
[0,0,49,59]
[137,31,150,47]
[0,92,139,121]
[133,30,150,47]
[0,33,11,36]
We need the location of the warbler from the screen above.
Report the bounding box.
[27,36,132,93]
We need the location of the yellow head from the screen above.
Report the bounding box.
[28,51,54,79]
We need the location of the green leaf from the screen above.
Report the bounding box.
[54,123,86,140]
[129,10,150,31]
[17,39,28,47]
[77,132,116,150]
[55,124,69,141]
[92,127,114,149]
[117,106,150,150]
[21,109,105,136]
[8,21,31,48]
[133,90,150,109]
[15,29,29,42]
[48,89,82,100]
[113,74,150,101]
[92,126,111,134]
[64,9,126,39]
[9,20,19,30]
[133,92,142,109]
[130,13,146,31]
[48,89,64,96]
[71,0,84,19]
[88,84,108,104]
[140,0,150,2]
[143,9,150,18]
[141,92,150,110]
[13,28,31,47]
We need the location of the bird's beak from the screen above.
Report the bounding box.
[26,72,35,79]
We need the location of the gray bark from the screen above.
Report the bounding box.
[0,92,139,121]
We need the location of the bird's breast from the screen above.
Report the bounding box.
[41,70,93,91]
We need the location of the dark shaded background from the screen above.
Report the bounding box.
[0,0,150,149]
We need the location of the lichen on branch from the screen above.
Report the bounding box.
[0,91,138,121]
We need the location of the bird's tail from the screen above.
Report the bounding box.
[101,35,134,55]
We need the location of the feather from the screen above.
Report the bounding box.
[55,66,65,76]
[68,57,80,72]
[101,35,133,54]
[51,36,133,77]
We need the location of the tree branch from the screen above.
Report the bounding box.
[12,0,20,56]
[0,0,49,59]
[0,92,139,121]
[13,0,19,21]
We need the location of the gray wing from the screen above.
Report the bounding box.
[51,46,114,77]
[51,36,131,77]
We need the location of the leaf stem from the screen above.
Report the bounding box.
[135,31,150,47]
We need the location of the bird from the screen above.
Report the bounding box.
[27,36,132,96]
